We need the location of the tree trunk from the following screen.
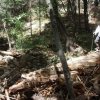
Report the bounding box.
[83,0,89,32]
[78,0,81,33]
[46,0,75,99]
[28,0,33,36]
[67,0,77,36]
[3,22,12,50]
[71,0,77,35]
[67,0,72,14]
[38,0,41,34]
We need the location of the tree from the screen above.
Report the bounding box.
[46,0,75,99]
[78,0,81,33]
[67,0,77,35]
[83,0,89,32]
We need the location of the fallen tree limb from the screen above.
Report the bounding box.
[9,51,100,93]
[0,50,19,56]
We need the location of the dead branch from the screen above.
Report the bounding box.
[0,50,19,56]
[5,89,10,100]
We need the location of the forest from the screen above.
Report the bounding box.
[0,0,100,100]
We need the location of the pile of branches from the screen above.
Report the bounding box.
[0,50,100,100]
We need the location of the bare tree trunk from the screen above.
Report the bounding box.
[3,22,12,50]
[3,0,12,50]
[83,0,89,32]
[78,0,81,33]
[38,0,41,34]
[67,0,72,14]
[71,0,77,35]
[28,0,33,36]
[46,0,75,99]
[67,0,77,36]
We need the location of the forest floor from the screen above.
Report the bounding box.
[0,48,100,100]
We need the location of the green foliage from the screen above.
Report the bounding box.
[0,0,49,50]
[76,32,92,50]
[33,35,48,46]
[49,55,59,64]
[15,36,33,49]
[32,3,48,18]
[15,35,49,50]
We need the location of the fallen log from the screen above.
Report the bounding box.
[67,51,100,70]
[9,71,78,93]
[30,51,100,75]
[9,51,100,93]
